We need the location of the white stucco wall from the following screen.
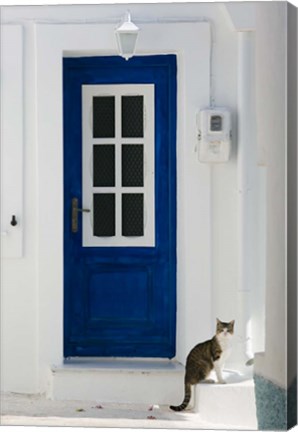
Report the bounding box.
[1,2,267,395]
[1,22,39,392]
[254,1,288,390]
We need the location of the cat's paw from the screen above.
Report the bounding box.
[218,379,227,384]
[203,378,215,384]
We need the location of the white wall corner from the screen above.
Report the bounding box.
[220,3,256,32]
[254,1,287,389]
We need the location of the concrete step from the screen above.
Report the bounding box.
[48,358,184,405]
[48,360,257,429]
[194,369,257,429]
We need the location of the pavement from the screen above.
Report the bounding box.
[0,392,251,430]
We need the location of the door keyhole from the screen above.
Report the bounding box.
[10,215,17,226]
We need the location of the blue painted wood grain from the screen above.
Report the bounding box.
[63,55,177,358]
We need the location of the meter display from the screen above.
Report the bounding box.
[210,115,223,132]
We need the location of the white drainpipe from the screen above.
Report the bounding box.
[236,31,255,367]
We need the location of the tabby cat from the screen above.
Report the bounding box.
[170,318,235,412]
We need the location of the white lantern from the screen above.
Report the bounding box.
[115,12,139,61]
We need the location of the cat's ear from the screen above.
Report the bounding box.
[216,318,221,324]
[230,320,235,327]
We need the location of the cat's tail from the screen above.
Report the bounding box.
[170,382,191,412]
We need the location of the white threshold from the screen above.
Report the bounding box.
[56,357,184,372]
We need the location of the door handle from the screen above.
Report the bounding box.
[72,197,90,233]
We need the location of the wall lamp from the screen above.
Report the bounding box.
[115,11,139,61]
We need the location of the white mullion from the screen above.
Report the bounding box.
[121,138,143,145]
[144,88,154,238]
[93,138,115,144]
[121,187,144,193]
[115,92,122,239]
[83,87,92,246]
[92,187,117,193]
[141,92,146,233]
[89,92,95,239]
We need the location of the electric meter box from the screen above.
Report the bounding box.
[197,107,232,163]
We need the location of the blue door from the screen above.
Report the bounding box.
[63,55,177,358]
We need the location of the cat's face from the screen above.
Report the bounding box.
[216,319,235,339]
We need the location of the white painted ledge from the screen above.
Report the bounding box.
[194,369,257,429]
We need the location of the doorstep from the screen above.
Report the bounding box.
[48,357,185,405]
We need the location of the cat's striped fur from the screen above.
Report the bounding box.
[170,319,235,412]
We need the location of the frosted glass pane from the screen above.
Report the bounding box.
[93,145,115,187]
[93,194,115,237]
[93,96,115,138]
[122,194,144,237]
[122,144,143,187]
[122,96,143,138]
